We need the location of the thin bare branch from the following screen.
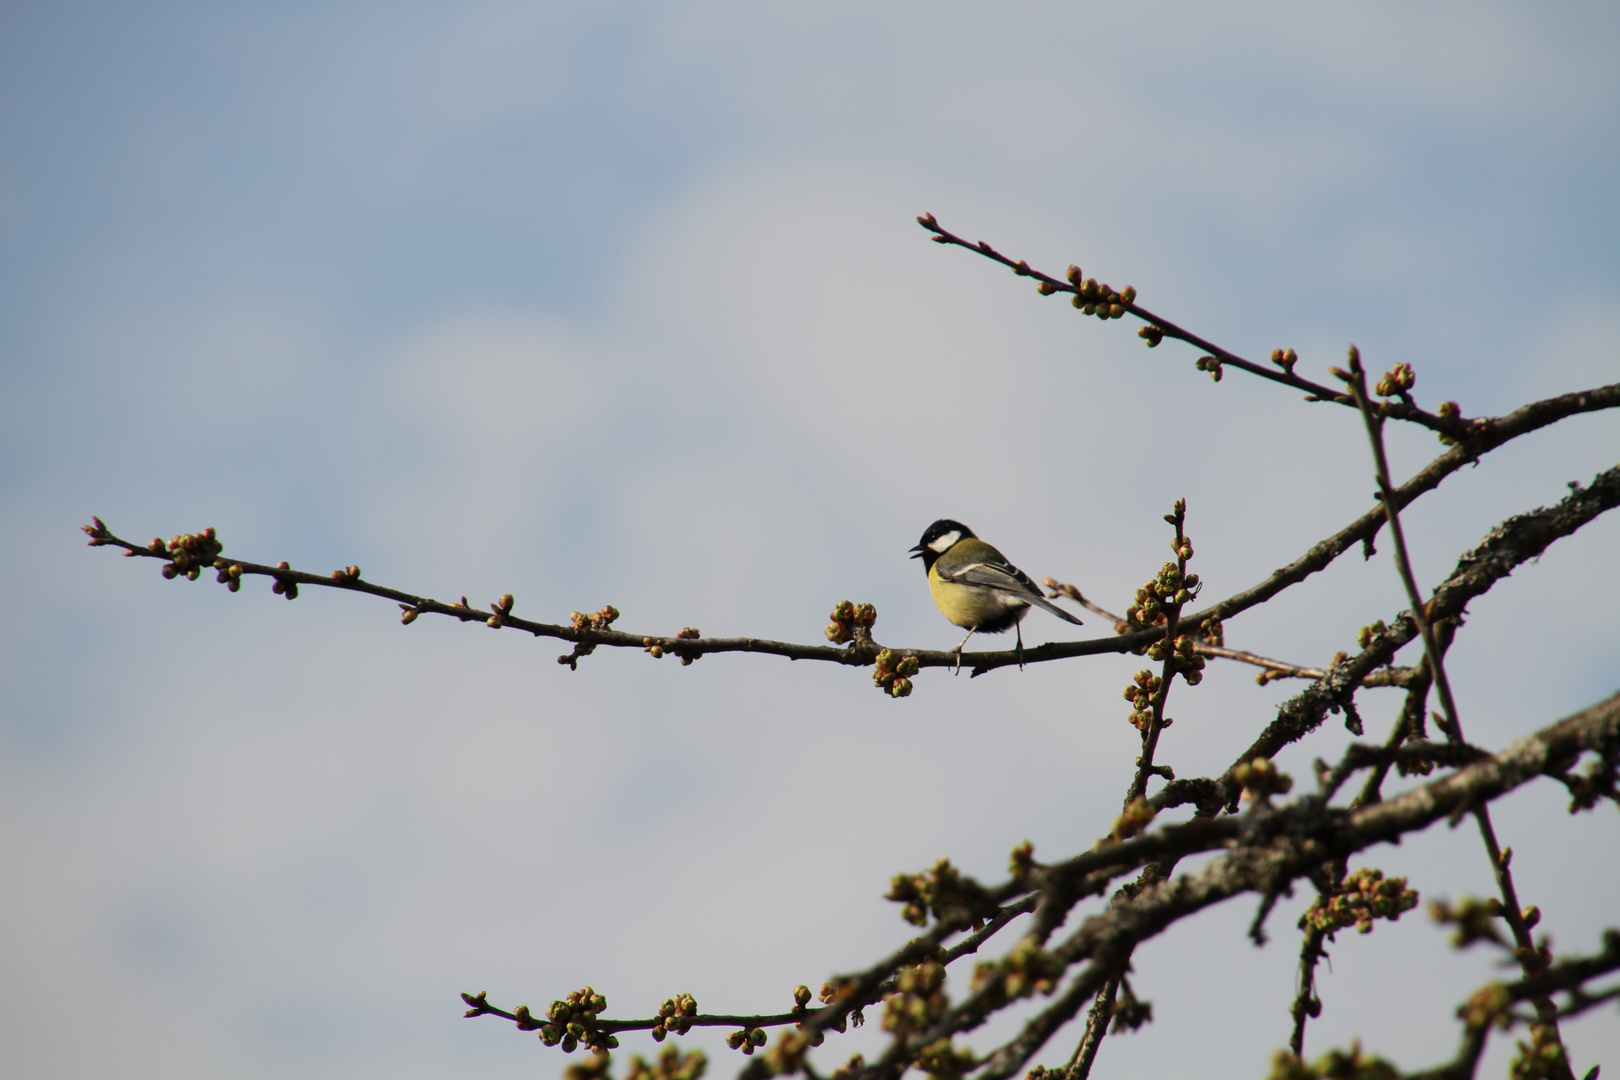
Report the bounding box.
[1346,350,1574,1077]
[917,215,1620,446]
[84,387,1618,682]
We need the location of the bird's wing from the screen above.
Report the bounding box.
[938,560,1085,625]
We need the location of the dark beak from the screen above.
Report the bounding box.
[908,544,925,559]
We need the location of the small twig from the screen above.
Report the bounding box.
[1192,643,1416,687]
[1123,500,1194,806]
[1289,921,1329,1055]
[1041,579,1126,625]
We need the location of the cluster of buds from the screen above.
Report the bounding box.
[1137,324,1166,348]
[972,937,1062,1002]
[1007,840,1036,880]
[1063,266,1136,319]
[1374,362,1415,398]
[882,959,948,1034]
[1355,620,1389,649]
[763,1030,818,1075]
[1269,347,1299,375]
[155,527,225,581]
[1130,562,1198,627]
[215,561,246,592]
[885,859,992,928]
[1429,896,1509,949]
[1172,527,1194,561]
[1194,355,1223,382]
[824,600,877,644]
[1232,757,1293,802]
[1458,983,1513,1031]
[830,1055,866,1080]
[1265,1042,1397,1080]
[536,986,615,1054]
[625,1047,708,1080]
[270,561,299,600]
[724,1027,767,1055]
[486,593,516,628]
[572,606,621,632]
[1300,868,1418,936]
[81,517,112,546]
[1436,399,1466,445]
[651,993,698,1041]
[672,626,703,665]
[563,1053,615,1080]
[1146,633,1207,685]
[329,564,362,585]
[1511,1024,1568,1080]
[643,627,702,663]
[1110,795,1157,842]
[559,606,621,668]
[817,978,865,1030]
[872,649,919,697]
[1122,669,1164,732]
[914,1038,976,1080]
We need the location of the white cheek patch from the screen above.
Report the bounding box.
[928,530,961,553]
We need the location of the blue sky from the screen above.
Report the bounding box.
[3,4,1618,1079]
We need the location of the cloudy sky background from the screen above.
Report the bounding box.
[3,3,1618,1078]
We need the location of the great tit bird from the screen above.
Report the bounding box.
[910,519,1083,670]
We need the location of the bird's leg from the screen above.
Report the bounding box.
[952,628,975,675]
[1015,622,1025,670]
